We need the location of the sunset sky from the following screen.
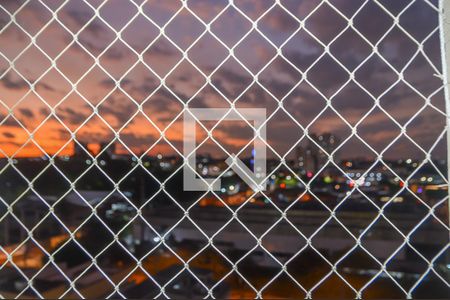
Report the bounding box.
[0,0,446,160]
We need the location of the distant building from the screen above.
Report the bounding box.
[72,140,117,161]
[313,133,339,167]
[296,144,318,175]
[296,133,339,175]
[99,141,116,160]
[73,141,89,158]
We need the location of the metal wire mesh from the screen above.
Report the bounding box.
[0,0,449,298]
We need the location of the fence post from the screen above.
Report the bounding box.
[439,0,450,226]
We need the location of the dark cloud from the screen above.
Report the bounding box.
[39,107,50,117]
[119,132,157,149]
[76,129,114,144]
[58,107,89,125]
[262,9,300,32]
[397,1,439,42]
[0,0,24,13]
[1,116,21,127]
[98,95,138,125]
[162,86,193,102]
[18,108,34,119]
[213,68,252,85]
[104,46,126,60]
[36,82,56,92]
[100,78,131,89]
[0,13,8,28]
[2,132,15,139]
[283,50,322,73]
[128,79,160,98]
[1,73,29,90]
[143,38,179,59]
[177,74,191,82]
[77,38,109,55]
[209,67,254,99]
[261,78,298,99]
[1,70,55,93]
[66,9,104,36]
[57,128,72,140]
[239,84,272,105]
[141,88,184,118]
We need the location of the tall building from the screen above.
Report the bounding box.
[296,143,318,175]
[296,133,339,175]
[99,142,116,160]
[313,133,339,167]
[73,140,89,158]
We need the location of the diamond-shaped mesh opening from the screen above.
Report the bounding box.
[0,0,449,298]
[262,272,307,298]
[142,37,182,78]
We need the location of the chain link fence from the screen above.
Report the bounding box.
[0,0,449,298]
